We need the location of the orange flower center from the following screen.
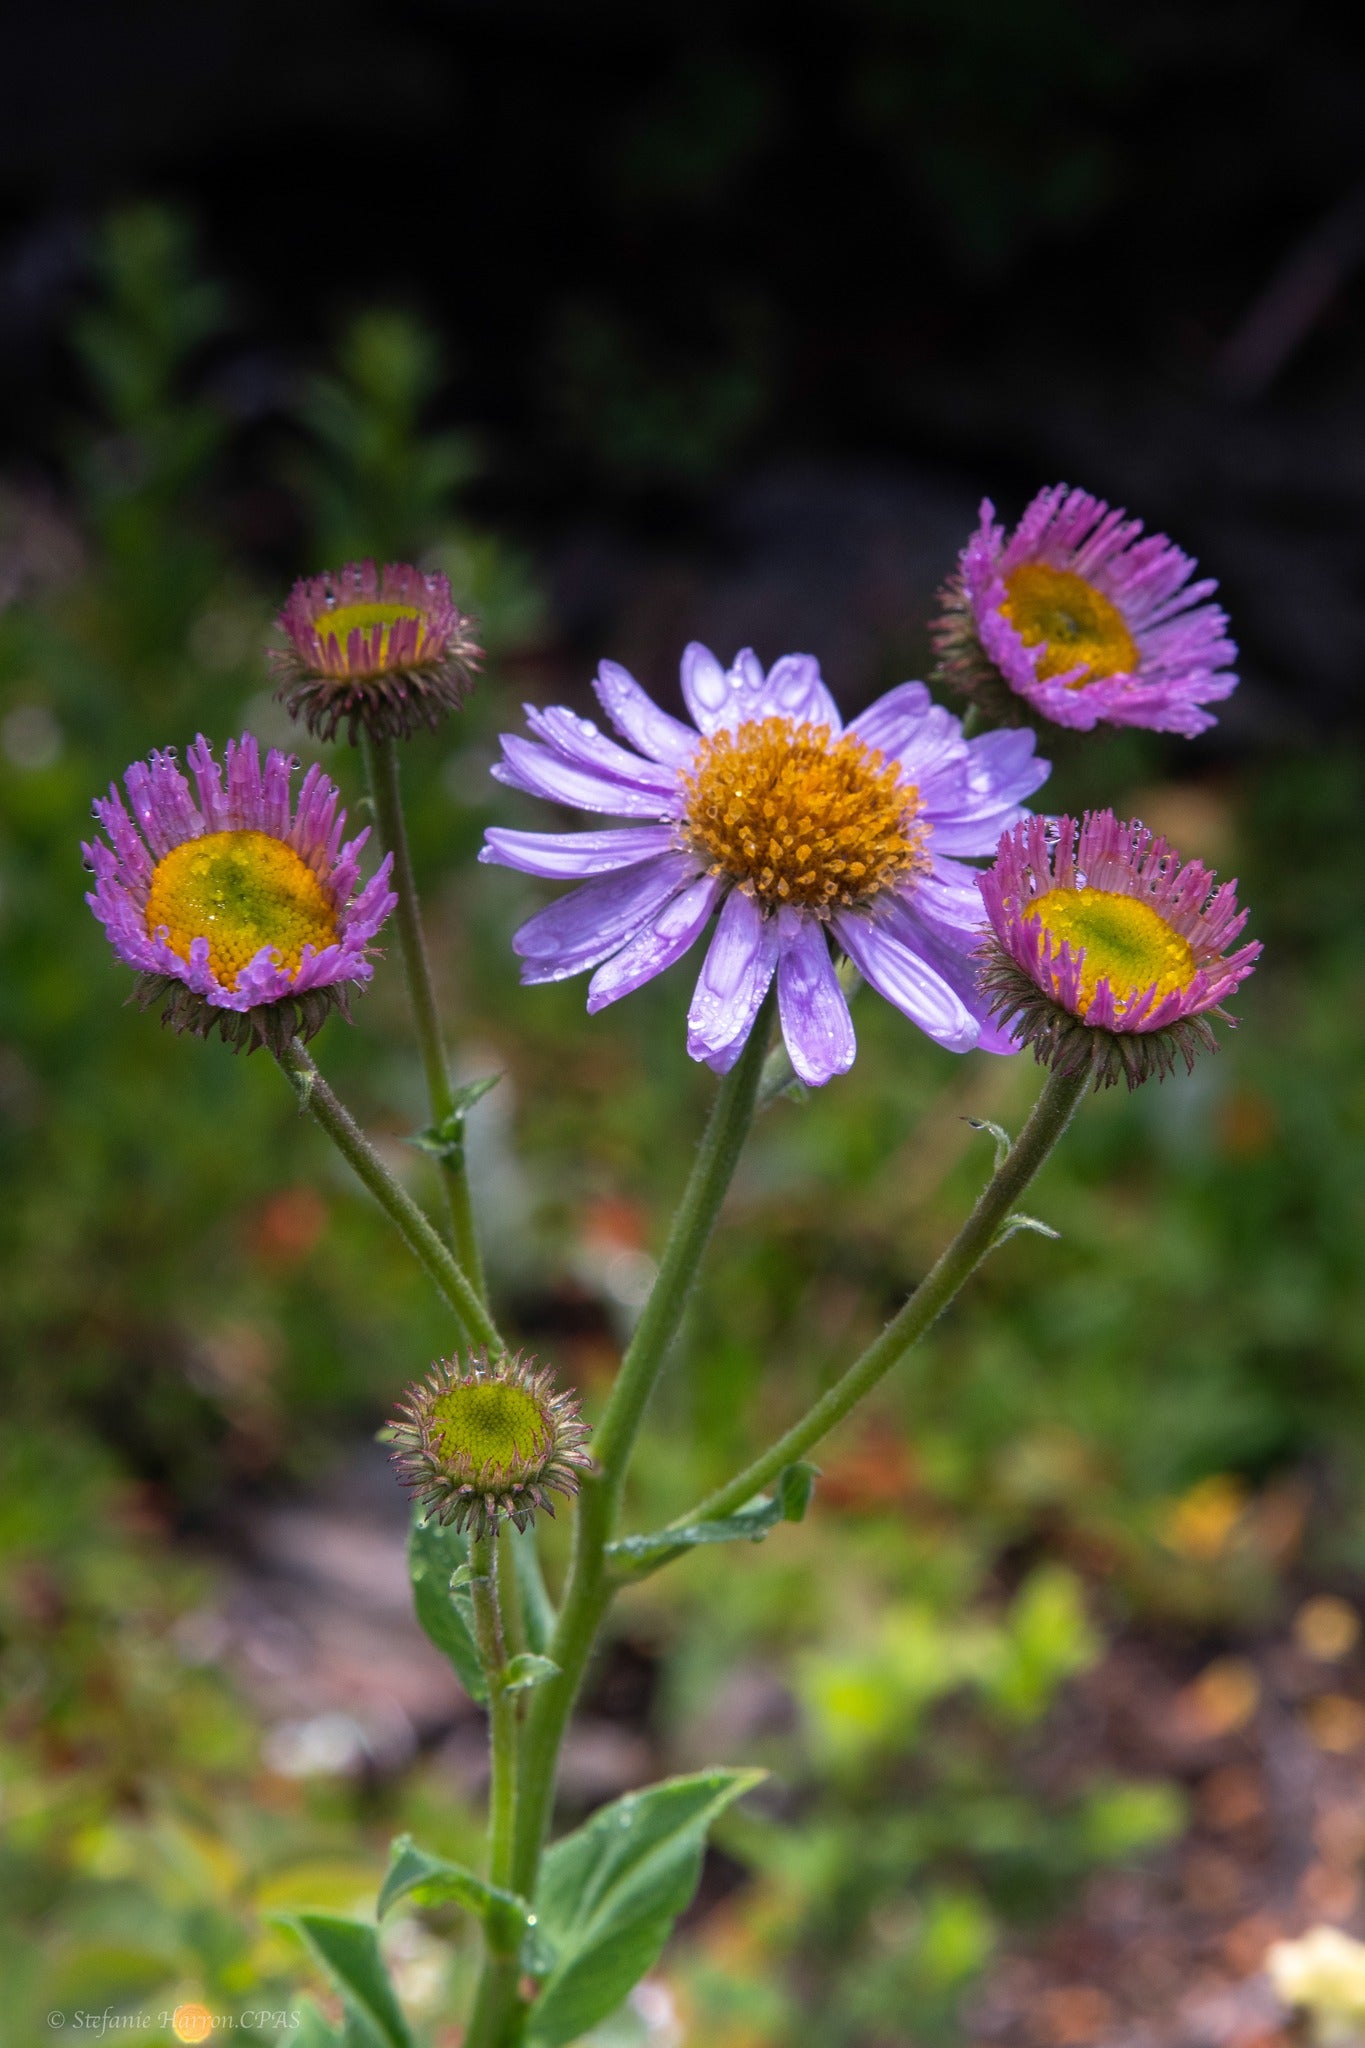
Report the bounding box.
[1030,886,1198,1015]
[681,716,927,911]
[145,830,338,989]
[1002,564,1139,687]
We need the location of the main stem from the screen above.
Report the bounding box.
[462,1000,774,2046]
[668,1055,1092,1535]
[276,1039,500,1351]
[361,731,486,1298]
[463,1529,522,2048]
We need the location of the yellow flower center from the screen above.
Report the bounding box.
[1002,564,1139,687]
[1030,886,1199,1015]
[431,1382,549,1478]
[145,830,338,990]
[314,600,428,675]
[681,716,928,911]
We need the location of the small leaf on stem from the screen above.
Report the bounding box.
[606,1462,819,1573]
[965,1116,1013,1169]
[993,1212,1061,1247]
[502,1652,561,1694]
[379,1834,531,1955]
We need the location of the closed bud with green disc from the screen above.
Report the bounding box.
[390,1349,593,1538]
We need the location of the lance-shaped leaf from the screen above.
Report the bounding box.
[526,1768,766,2047]
[407,1510,487,1703]
[378,1835,531,1957]
[278,1913,412,2048]
[606,1463,817,1574]
[291,2000,345,2048]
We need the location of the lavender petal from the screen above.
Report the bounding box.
[775,908,856,1085]
[586,873,724,1012]
[686,886,779,1070]
[594,660,699,765]
[481,824,677,879]
[513,853,696,983]
[834,908,978,1052]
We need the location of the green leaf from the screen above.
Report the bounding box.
[292,2000,345,2048]
[607,1463,818,1573]
[502,1652,561,1694]
[993,1212,1061,1248]
[407,1511,487,1703]
[280,1913,413,2048]
[378,1835,531,1955]
[512,1523,557,1653]
[408,1076,502,1170]
[526,1768,766,2046]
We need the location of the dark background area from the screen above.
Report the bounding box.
[2,0,1364,729]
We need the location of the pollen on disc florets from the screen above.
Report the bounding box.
[680,715,929,913]
[271,560,483,745]
[389,1350,593,1539]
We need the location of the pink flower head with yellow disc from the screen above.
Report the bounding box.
[272,560,482,743]
[979,809,1260,1087]
[84,734,396,1052]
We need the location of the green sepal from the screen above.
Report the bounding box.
[606,1462,818,1575]
[501,1652,561,1694]
[378,1834,532,1957]
[525,1769,766,2047]
[274,1912,413,2048]
[406,1509,487,1703]
[408,1075,501,1171]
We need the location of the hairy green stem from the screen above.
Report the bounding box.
[361,731,486,1298]
[463,1530,522,2048]
[664,1055,1091,1536]
[507,997,776,1906]
[276,1039,500,1350]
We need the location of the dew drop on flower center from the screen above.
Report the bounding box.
[1002,563,1139,686]
[681,715,929,911]
[1029,886,1199,1014]
[144,829,338,989]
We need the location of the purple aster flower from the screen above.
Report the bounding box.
[978,809,1261,1089]
[479,644,1050,1086]
[271,560,482,743]
[932,485,1238,737]
[84,733,397,1053]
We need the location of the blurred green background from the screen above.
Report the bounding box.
[1,162,1363,2048]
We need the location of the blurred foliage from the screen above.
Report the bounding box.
[1,199,1364,2044]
